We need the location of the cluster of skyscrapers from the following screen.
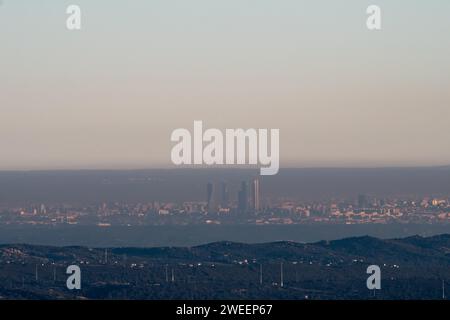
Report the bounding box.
[207,178,260,213]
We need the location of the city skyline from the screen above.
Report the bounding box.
[1,169,449,227]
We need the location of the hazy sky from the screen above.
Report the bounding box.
[1,0,450,170]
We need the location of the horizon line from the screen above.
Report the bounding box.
[1,164,450,173]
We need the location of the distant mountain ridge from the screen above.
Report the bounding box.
[2,234,450,266]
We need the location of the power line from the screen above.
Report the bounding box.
[35,264,38,282]
[165,265,169,282]
[259,263,263,285]
[280,262,284,288]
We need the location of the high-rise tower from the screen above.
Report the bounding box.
[220,181,229,208]
[207,182,214,212]
[251,178,260,212]
[237,181,248,212]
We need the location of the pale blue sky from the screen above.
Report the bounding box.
[1,1,450,169]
